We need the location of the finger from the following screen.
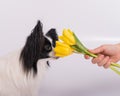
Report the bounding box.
[103,57,120,69]
[98,56,109,67]
[92,54,104,64]
[103,59,111,69]
[84,55,90,59]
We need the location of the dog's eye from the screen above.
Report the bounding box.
[44,45,52,51]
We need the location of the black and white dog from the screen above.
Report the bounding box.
[0,20,58,96]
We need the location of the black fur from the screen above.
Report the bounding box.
[46,29,58,47]
[20,20,58,75]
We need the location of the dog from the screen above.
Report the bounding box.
[0,20,58,96]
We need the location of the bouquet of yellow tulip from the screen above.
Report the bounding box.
[54,29,120,75]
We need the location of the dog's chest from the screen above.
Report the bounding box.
[0,51,48,96]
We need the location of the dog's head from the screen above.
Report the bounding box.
[20,20,58,75]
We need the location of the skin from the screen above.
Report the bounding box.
[84,43,120,68]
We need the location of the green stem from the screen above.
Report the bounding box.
[73,33,97,58]
[71,45,83,53]
[111,62,120,68]
[73,33,88,50]
[110,66,120,75]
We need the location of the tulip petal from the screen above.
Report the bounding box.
[56,41,70,48]
[59,36,64,41]
[68,29,73,35]
[62,29,76,45]
[55,53,65,57]
[54,41,73,57]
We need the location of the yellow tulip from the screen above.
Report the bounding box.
[59,29,76,45]
[54,41,73,57]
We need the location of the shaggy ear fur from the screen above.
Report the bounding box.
[46,29,58,47]
[20,20,45,75]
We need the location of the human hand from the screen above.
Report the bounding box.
[84,43,120,68]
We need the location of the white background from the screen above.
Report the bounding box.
[0,0,120,96]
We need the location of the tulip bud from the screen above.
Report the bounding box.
[59,29,76,45]
[54,41,73,57]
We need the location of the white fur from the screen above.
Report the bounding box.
[0,49,49,96]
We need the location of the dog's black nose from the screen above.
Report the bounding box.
[54,57,59,59]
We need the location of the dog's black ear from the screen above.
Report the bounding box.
[46,29,58,40]
[32,20,44,49]
[20,20,45,75]
[46,28,58,47]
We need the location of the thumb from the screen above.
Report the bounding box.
[88,46,105,54]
